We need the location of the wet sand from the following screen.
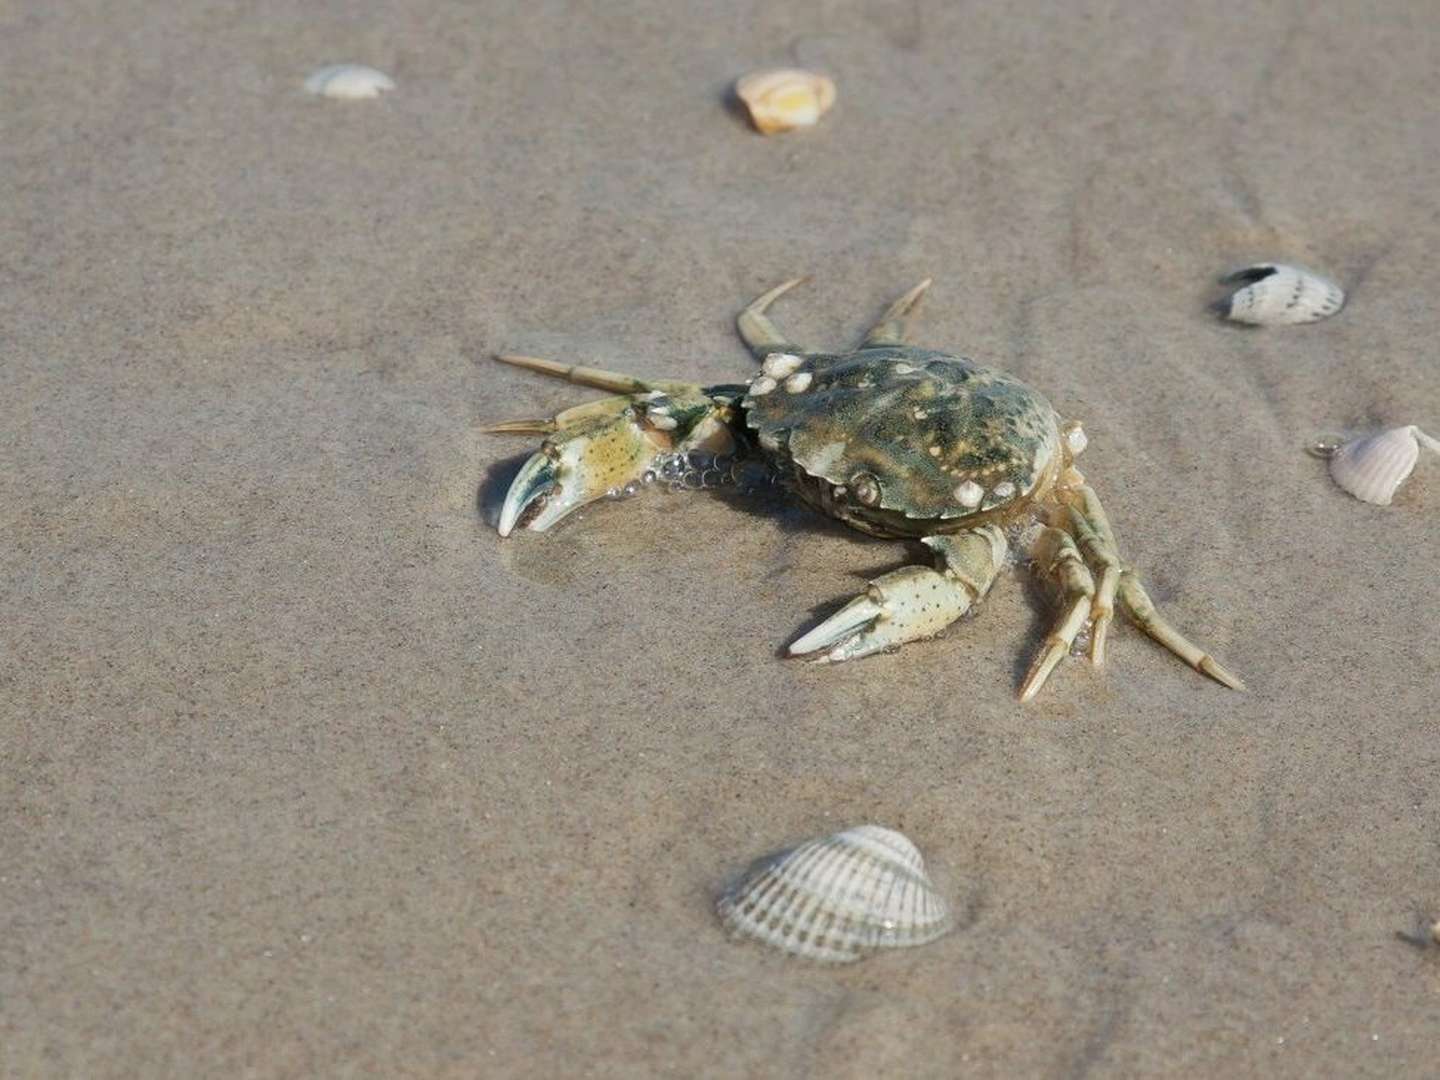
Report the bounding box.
[3,1,1438,1076]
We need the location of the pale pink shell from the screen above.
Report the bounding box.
[1328,426,1440,505]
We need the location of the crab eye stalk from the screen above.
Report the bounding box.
[849,471,882,507]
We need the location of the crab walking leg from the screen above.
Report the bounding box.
[860,279,933,348]
[737,278,808,359]
[492,353,703,400]
[1063,485,1122,665]
[1117,571,1246,691]
[788,526,1007,663]
[1019,529,1097,702]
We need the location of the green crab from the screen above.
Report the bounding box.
[487,280,1243,701]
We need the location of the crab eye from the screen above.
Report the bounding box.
[849,471,882,507]
[1063,422,1087,457]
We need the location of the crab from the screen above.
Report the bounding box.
[486,279,1243,700]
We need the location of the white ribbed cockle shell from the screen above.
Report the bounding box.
[716,824,952,963]
[1324,425,1440,505]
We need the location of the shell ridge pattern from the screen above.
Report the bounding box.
[744,347,1061,524]
[717,826,952,962]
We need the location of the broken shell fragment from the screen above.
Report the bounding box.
[303,64,396,100]
[717,825,952,963]
[1219,263,1344,325]
[1324,425,1440,505]
[735,69,836,134]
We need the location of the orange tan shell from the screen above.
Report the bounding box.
[734,69,836,134]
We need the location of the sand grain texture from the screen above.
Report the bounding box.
[3,1,1438,1077]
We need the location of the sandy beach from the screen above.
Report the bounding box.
[4,1,1438,1075]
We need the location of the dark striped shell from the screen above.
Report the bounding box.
[742,346,1063,537]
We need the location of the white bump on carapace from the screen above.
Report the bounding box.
[784,372,813,393]
[750,376,778,396]
[762,352,804,378]
[954,480,984,507]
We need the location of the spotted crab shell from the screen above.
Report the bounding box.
[1328,425,1440,505]
[716,825,952,963]
[743,346,1062,525]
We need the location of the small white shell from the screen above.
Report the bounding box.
[1219,263,1344,325]
[735,69,836,134]
[717,824,952,963]
[1326,425,1440,505]
[303,64,396,100]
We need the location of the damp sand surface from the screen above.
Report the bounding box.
[3,2,1439,1076]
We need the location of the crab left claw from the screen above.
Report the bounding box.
[497,444,566,536]
[495,409,666,536]
[487,352,738,536]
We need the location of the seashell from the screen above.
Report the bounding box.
[734,69,836,134]
[303,64,396,100]
[1324,425,1440,505]
[1219,263,1344,325]
[716,824,952,963]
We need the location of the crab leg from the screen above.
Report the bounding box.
[1116,572,1245,691]
[789,526,1007,663]
[860,279,933,348]
[738,278,808,359]
[1063,485,1122,665]
[493,353,701,399]
[1019,528,1096,702]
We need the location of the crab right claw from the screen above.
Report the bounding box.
[789,527,1007,663]
[486,354,739,536]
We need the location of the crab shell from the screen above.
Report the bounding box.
[743,346,1067,538]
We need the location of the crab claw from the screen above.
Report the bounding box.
[495,404,675,536]
[497,447,562,536]
[789,566,977,663]
[497,426,661,536]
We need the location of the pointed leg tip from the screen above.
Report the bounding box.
[1088,620,1111,667]
[1198,656,1245,691]
[1017,669,1050,703]
[1017,658,1057,703]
